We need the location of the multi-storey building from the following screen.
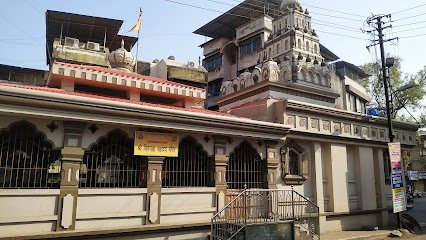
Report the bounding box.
[408,130,426,192]
[195,0,418,233]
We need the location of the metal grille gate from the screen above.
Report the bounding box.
[227,141,266,190]
[162,136,213,187]
[0,122,61,189]
[79,130,147,188]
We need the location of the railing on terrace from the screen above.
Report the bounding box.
[211,188,320,240]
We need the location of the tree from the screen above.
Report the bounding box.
[360,58,426,119]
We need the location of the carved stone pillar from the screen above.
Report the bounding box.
[265,141,280,189]
[146,157,164,225]
[213,136,229,211]
[57,121,85,231]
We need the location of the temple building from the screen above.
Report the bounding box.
[195,0,418,235]
[0,9,289,239]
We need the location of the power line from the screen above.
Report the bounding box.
[313,22,363,34]
[163,0,251,19]
[399,33,426,39]
[303,3,366,18]
[393,3,426,15]
[0,16,33,38]
[393,20,426,28]
[23,0,43,15]
[315,30,368,40]
[393,12,426,22]
[232,0,365,18]
[306,11,364,22]
[392,25,426,34]
[313,19,360,30]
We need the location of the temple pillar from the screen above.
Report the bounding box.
[213,136,229,211]
[56,121,85,231]
[265,140,280,189]
[146,157,164,225]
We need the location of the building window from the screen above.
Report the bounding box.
[227,141,266,189]
[306,41,310,52]
[276,44,280,55]
[298,39,302,49]
[240,36,261,57]
[289,150,300,175]
[314,44,317,53]
[204,53,222,71]
[208,78,223,97]
[285,40,289,50]
[0,122,61,189]
[162,136,213,188]
[79,130,147,188]
[280,141,308,185]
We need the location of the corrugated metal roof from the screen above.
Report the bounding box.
[45,10,137,65]
[194,0,282,39]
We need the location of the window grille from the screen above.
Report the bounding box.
[0,122,61,189]
[289,150,300,175]
[79,130,147,188]
[162,136,213,188]
[227,141,266,190]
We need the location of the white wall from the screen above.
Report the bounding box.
[75,189,147,230]
[160,188,215,224]
[0,189,59,237]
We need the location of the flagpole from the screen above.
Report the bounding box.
[135,9,142,73]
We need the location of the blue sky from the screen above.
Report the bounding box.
[1,0,425,76]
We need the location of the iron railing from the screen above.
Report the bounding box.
[0,123,61,189]
[211,189,320,240]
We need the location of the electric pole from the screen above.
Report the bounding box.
[366,14,402,229]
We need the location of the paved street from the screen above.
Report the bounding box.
[407,196,426,226]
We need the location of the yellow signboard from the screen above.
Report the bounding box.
[134,131,179,157]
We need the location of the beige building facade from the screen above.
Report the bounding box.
[195,0,418,234]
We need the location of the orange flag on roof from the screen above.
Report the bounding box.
[130,12,143,32]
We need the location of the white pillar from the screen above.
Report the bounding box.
[330,144,349,212]
[312,142,324,213]
[313,142,327,234]
[357,146,377,210]
[373,148,389,226]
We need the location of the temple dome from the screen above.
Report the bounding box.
[108,40,136,72]
[280,0,301,9]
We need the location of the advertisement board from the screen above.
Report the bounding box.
[388,142,406,213]
[134,131,179,157]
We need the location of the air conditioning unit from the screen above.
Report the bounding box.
[86,41,100,51]
[188,61,195,68]
[64,37,79,48]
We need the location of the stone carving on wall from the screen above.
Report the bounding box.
[311,119,319,130]
[219,61,277,96]
[343,124,351,134]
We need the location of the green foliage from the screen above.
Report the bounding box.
[360,58,426,119]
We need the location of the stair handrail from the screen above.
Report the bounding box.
[211,188,320,240]
[211,188,247,240]
[291,189,320,238]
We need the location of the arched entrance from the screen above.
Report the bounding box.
[227,141,266,190]
[0,122,61,189]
